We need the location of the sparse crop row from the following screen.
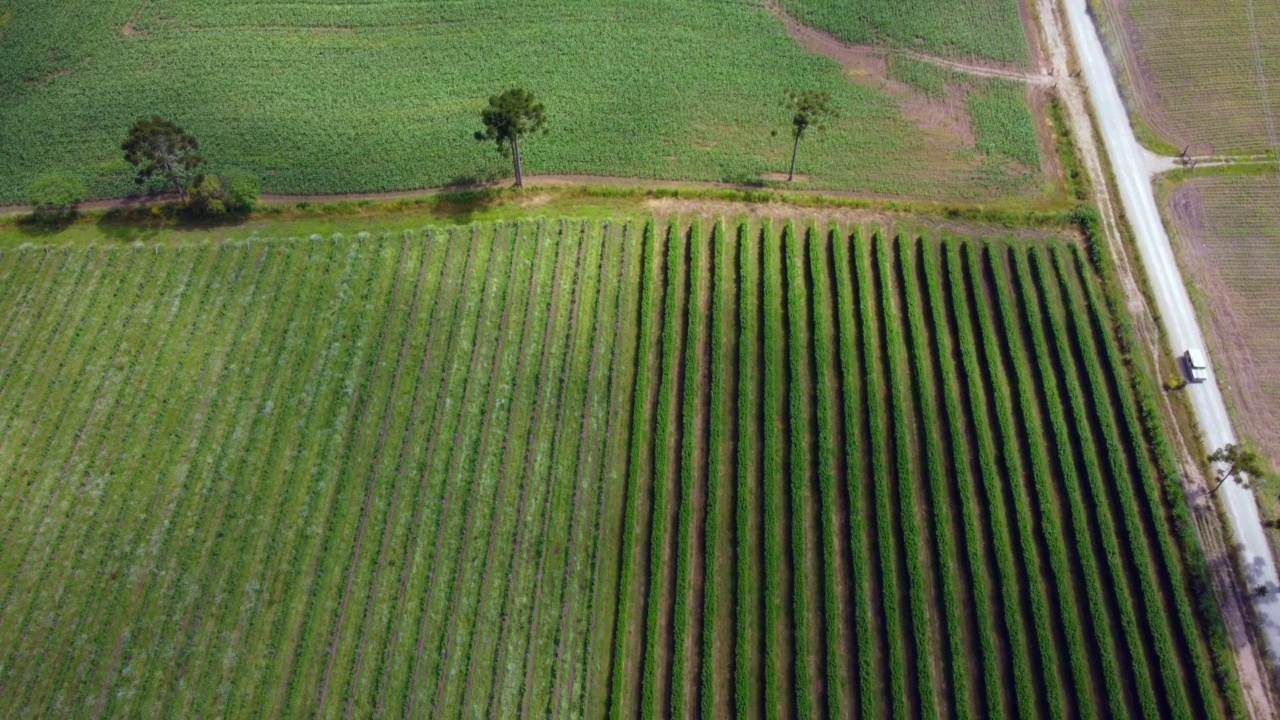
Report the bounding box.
[700,218,730,718]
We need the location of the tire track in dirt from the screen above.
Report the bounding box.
[453,224,563,718]
[516,226,614,718]
[400,232,511,716]
[314,236,433,716]
[486,230,590,719]
[419,223,540,720]
[369,229,480,717]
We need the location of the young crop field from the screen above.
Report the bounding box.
[0,219,1246,718]
[778,0,1030,65]
[1167,174,1280,481]
[1092,0,1280,153]
[0,0,1046,204]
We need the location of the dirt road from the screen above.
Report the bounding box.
[1061,0,1280,684]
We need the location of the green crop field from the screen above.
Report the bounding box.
[0,0,1048,205]
[779,0,1030,65]
[0,219,1244,718]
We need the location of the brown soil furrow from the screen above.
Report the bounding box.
[418,227,528,718]
[554,227,635,718]
[486,231,590,720]
[400,229,510,717]
[453,225,562,718]
[519,228,615,719]
[315,237,431,716]
[370,230,480,717]
[338,237,449,718]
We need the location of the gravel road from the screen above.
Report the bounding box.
[1061,0,1280,677]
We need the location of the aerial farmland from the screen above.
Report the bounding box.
[0,0,1277,717]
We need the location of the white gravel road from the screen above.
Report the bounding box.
[1061,0,1280,677]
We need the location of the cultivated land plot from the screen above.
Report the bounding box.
[0,0,1045,203]
[778,0,1030,65]
[0,220,1246,718]
[1168,175,1280,472]
[1093,0,1280,153]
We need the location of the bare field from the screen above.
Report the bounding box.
[1093,0,1280,154]
[1167,175,1280,464]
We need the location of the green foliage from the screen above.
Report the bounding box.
[27,170,85,216]
[0,218,1246,720]
[778,0,1030,64]
[121,116,204,197]
[226,171,261,212]
[0,1,1039,202]
[968,80,1040,168]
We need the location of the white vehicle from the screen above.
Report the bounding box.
[1184,348,1209,383]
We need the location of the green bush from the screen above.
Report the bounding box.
[28,170,86,217]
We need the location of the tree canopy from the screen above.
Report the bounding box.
[778,89,835,181]
[1208,443,1267,493]
[121,116,204,200]
[474,88,548,188]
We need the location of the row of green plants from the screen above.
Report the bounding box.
[1034,244,1213,712]
[998,242,1172,717]
[784,221,818,719]
[1064,243,1244,712]
[734,221,764,719]
[640,222,686,719]
[609,219,660,720]
[453,224,562,720]
[877,234,939,720]
[397,231,519,718]
[832,230,879,720]
[990,245,1099,718]
[483,226,587,718]
[808,226,851,719]
[17,246,233,715]
[0,247,181,712]
[557,227,634,720]
[921,239,1005,717]
[759,220,788,720]
[1010,242,1141,719]
[700,219,730,719]
[671,219,704,720]
[899,236,971,720]
[998,243,1131,712]
[110,244,330,717]
[945,241,1038,718]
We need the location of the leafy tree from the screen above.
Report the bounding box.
[474,88,547,188]
[1208,443,1267,494]
[776,89,835,182]
[121,116,203,201]
[225,171,260,212]
[27,171,86,217]
[187,174,227,216]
